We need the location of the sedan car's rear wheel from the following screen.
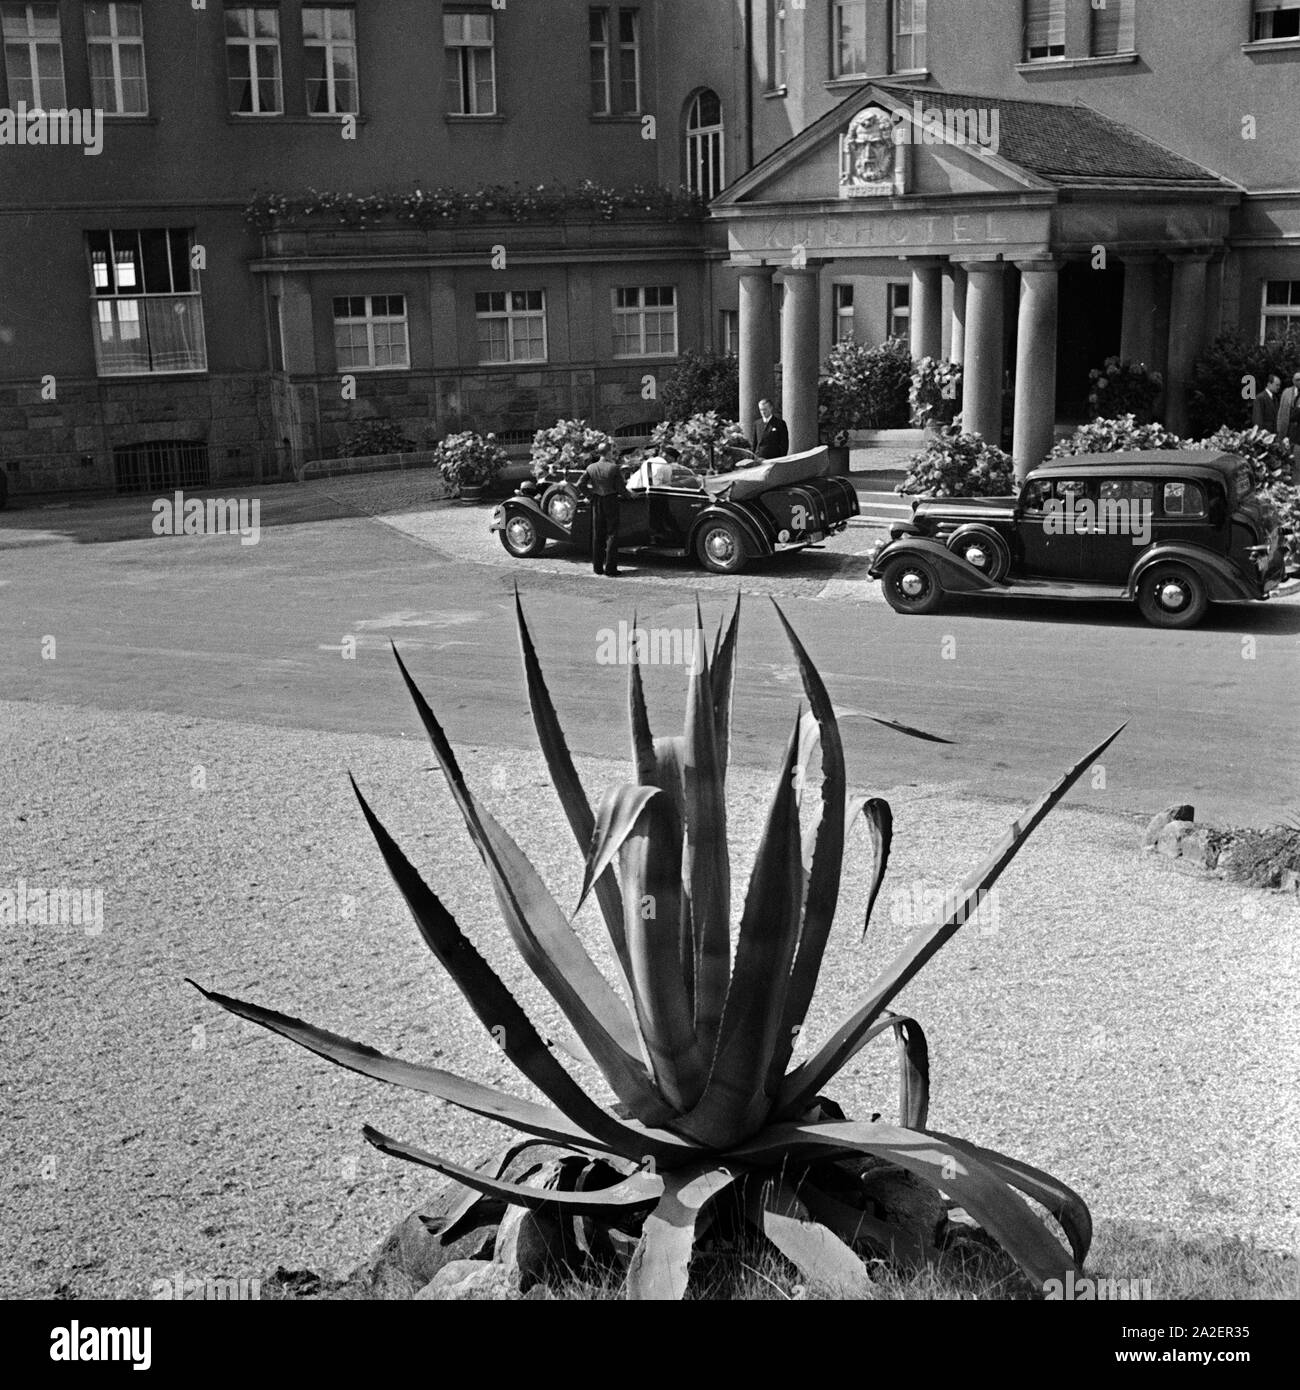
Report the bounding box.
[880,555,944,614]
[695,518,748,574]
[498,512,546,558]
[1136,563,1209,628]
[946,525,1010,582]
[541,484,578,529]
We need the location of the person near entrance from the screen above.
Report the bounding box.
[578,441,630,576]
[752,399,790,459]
[1253,372,1282,435]
[1278,372,1300,481]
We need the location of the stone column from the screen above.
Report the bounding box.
[737,264,777,442]
[1120,254,1159,368]
[908,258,944,362]
[1165,252,1211,437]
[947,261,968,366]
[1012,260,1061,480]
[781,268,820,453]
[960,261,1005,443]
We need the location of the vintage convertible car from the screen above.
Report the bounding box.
[868,450,1286,628]
[489,446,859,574]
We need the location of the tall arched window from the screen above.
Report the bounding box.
[685,89,724,201]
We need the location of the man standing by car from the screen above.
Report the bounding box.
[579,441,629,576]
[753,399,790,459]
[1277,371,1300,481]
[1253,372,1282,435]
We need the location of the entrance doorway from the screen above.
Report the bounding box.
[1055,261,1125,423]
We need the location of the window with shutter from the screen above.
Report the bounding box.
[1253,1,1300,41]
[1024,0,1064,59]
[1091,0,1136,56]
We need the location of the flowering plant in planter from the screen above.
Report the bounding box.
[649,413,749,474]
[898,429,1015,498]
[819,338,913,446]
[433,431,507,496]
[530,420,615,481]
[1086,357,1162,423]
[910,358,963,428]
[1049,415,1184,459]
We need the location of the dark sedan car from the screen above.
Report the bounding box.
[868,450,1286,628]
[489,447,859,574]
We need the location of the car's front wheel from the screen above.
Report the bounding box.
[541,484,579,529]
[498,511,546,558]
[880,555,944,614]
[695,518,748,574]
[1135,563,1208,628]
[946,525,1010,582]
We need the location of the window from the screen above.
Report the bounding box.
[87,229,207,376]
[589,8,639,114]
[445,10,495,115]
[304,6,357,115]
[1091,0,1135,55]
[85,3,146,114]
[225,6,282,114]
[1162,481,1206,518]
[613,286,677,358]
[333,295,409,371]
[892,0,927,72]
[1253,1,1300,40]
[1099,479,1154,504]
[887,282,910,339]
[685,89,724,200]
[1262,281,1300,343]
[832,0,866,77]
[833,284,854,344]
[1024,0,1065,59]
[475,290,546,363]
[769,0,787,88]
[1,3,66,108]
[720,308,739,355]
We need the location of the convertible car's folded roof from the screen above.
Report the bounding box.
[703,446,830,501]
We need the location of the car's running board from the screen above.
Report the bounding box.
[983,581,1129,602]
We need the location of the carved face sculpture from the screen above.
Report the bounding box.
[845,108,896,186]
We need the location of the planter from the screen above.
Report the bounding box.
[457,483,486,504]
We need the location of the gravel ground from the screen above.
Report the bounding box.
[2,689,1296,1301]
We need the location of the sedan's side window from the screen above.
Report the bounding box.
[1021,480,1052,510]
[1163,481,1206,518]
[1099,479,1154,504]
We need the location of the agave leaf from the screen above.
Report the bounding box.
[575,783,660,917]
[796,1180,932,1269]
[680,713,804,1145]
[432,1139,558,1246]
[758,1181,871,1294]
[628,618,658,785]
[849,795,893,938]
[364,1126,665,1213]
[731,1119,1078,1287]
[648,734,694,1013]
[925,1128,1093,1266]
[620,792,708,1111]
[626,1164,739,1301]
[890,1012,929,1130]
[710,594,742,774]
[778,725,1126,1115]
[683,597,731,1062]
[388,645,666,1120]
[765,600,847,1093]
[350,778,694,1164]
[514,593,633,998]
[187,980,609,1152]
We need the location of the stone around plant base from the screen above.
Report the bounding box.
[494,1187,567,1293]
[1144,805,1195,847]
[343,1198,494,1300]
[1156,821,1199,859]
[417,1260,520,1302]
[1178,826,1220,871]
[847,1157,946,1245]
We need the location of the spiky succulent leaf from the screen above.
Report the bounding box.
[576,783,660,917]
[710,594,742,774]
[625,1164,739,1300]
[850,794,893,938]
[796,1180,933,1268]
[890,1012,929,1130]
[758,1181,872,1294]
[778,726,1126,1115]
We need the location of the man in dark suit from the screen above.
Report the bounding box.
[1278,372,1300,483]
[752,399,790,459]
[578,442,630,576]
[1253,373,1282,434]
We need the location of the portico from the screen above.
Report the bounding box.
[713,84,1237,477]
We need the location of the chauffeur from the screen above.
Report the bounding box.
[578,442,630,577]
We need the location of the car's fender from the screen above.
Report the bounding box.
[1127,543,1258,602]
[490,495,574,546]
[869,536,1010,592]
[687,502,771,560]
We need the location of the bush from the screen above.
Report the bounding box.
[337,419,413,458]
[897,429,1015,497]
[817,338,912,445]
[1049,415,1186,458]
[433,431,507,496]
[1087,356,1162,423]
[661,349,740,423]
[1194,426,1294,489]
[1187,331,1300,439]
[530,419,614,481]
[910,357,963,429]
[649,412,748,474]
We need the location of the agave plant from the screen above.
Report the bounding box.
[193,593,1121,1299]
